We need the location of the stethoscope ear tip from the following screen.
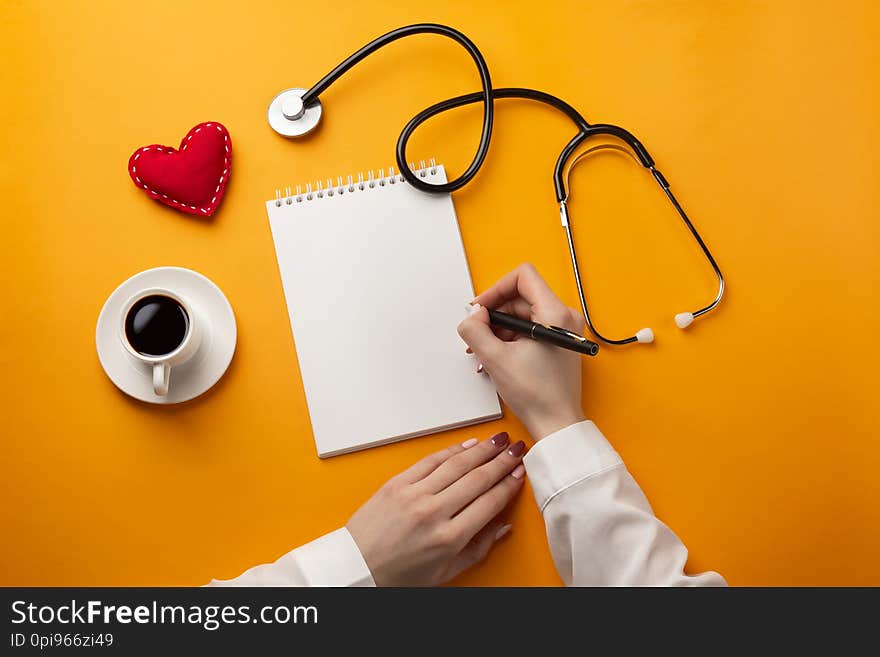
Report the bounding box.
[635,328,654,344]
[674,312,695,329]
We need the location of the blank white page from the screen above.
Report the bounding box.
[266,165,501,457]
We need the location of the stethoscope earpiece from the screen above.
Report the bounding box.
[267,88,323,137]
[674,312,695,329]
[635,328,654,344]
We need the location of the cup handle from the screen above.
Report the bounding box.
[153,362,170,396]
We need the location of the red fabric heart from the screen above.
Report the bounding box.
[128,122,231,216]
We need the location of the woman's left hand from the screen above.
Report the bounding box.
[346,431,526,586]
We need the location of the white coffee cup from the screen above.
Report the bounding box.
[119,288,202,396]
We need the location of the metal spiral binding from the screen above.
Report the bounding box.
[274,158,438,206]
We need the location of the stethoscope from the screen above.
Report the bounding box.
[267,23,724,346]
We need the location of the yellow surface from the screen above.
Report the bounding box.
[1,0,878,586]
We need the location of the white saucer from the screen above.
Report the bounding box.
[96,266,236,404]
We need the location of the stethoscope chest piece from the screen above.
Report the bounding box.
[267,87,323,137]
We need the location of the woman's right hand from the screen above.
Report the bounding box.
[458,264,587,441]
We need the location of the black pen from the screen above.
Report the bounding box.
[486,308,599,356]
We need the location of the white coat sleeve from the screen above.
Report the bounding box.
[206,527,375,587]
[522,421,726,586]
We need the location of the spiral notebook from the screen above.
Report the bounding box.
[266,161,502,457]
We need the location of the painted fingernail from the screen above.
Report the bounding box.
[495,524,512,541]
[511,464,526,480]
[490,431,510,448]
[476,363,484,374]
[507,440,526,458]
[465,347,473,354]
[461,437,478,449]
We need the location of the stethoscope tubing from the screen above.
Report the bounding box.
[300,23,494,195]
[297,21,654,202]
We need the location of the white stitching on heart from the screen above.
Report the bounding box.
[129,122,231,216]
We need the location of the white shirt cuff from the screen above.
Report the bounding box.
[522,420,623,512]
[206,528,375,587]
[293,527,376,587]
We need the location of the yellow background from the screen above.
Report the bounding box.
[1,0,878,586]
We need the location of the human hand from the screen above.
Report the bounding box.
[346,432,526,586]
[458,264,586,440]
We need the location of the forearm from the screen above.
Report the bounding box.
[523,421,726,586]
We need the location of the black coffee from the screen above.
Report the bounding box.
[124,294,189,356]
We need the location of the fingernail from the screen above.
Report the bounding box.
[507,440,526,458]
[461,437,478,449]
[495,524,512,541]
[511,464,526,480]
[490,431,509,448]
[465,347,473,354]
[476,363,484,374]
[465,303,482,316]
